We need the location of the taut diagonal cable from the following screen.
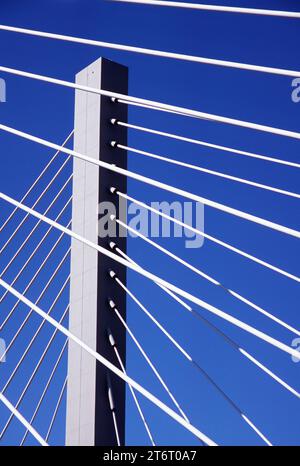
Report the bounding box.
[114,190,300,283]
[0,124,299,239]
[0,276,217,446]
[0,131,73,235]
[109,242,300,400]
[110,271,272,446]
[113,215,300,337]
[107,329,155,446]
[0,193,299,359]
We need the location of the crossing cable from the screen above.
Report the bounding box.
[1,281,70,390]
[0,304,69,439]
[1,68,300,140]
[0,173,72,281]
[107,329,156,446]
[0,197,72,305]
[109,0,300,18]
[1,193,299,360]
[0,155,71,257]
[0,228,71,332]
[110,270,272,446]
[112,142,300,199]
[1,125,299,240]
[112,120,300,169]
[107,373,121,446]
[0,131,73,235]
[20,339,68,446]
[112,215,300,337]
[0,276,70,374]
[113,190,300,283]
[1,26,300,78]
[45,376,67,444]
[109,299,190,424]
[0,392,48,446]
[0,277,218,446]
[109,242,300,399]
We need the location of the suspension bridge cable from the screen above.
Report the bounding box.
[20,338,68,446]
[0,307,69,438]
[113,216,300,337]
[0,156,71,257]
[1,284,70,390]
[110,242,300,400]
[1,193,299,360]
[107,329,156,446]
[0,392,48,446]
[0,277,217,446]
[0,230,71,333]
[113,142,300,199]
[113,120,300,169]
[110,271,272,446]
[45,376,67,444]
[114,190,300,283]
[1,125,299,240]
[109,0,300,18]
[0,26,300,78]
[0,197,72,304]
[0,173,72,279]
[0,131,73,235]
[1,68,300,141]
[109,299,190,424]
[0,276,70,374]
[107,373,121,446]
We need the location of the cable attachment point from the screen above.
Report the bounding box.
[109,270,117,279]
[109,241,117,250]
[109,299,116,309]
[110,118,118,125]
[110,140,118,148]
[107,328,116,348]
[110,186,117,194]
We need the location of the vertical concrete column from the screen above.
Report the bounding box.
[66,58,128,446]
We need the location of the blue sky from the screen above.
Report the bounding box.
[0,0,300,446]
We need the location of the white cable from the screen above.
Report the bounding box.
[115,143,300,199]
[1,276,70,382]
[110,0,300,18]
[45,377,67,443]
[111,271,192,361]
[111,242,300,400]
[1,287,69,392]
[108,330,155,446]
[20,339,68,446]
[116,190,300,283]
[1,125,299,240]
[0,301,69,438]
[1,193,299,360]
[238,349,300,399]
[116,121,300,169]
[0,277,217,446]
[111,272,272,445]
[107,375,121,446]
[113,216,300,337]
[0,173,72,278]
[109,299,190,423]
[1,67,300,139]
[0,227,71,332]
[0,155,71,257]
[0,131,73,234]
[0,197,72,304]
[1,25,300,78]
[0,392,48,446]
